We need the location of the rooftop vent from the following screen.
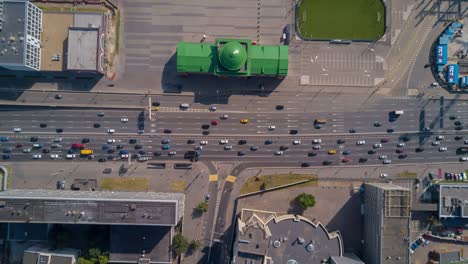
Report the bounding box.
[306,243,315,252]
[297,237,305,244]
[273,240,281,248]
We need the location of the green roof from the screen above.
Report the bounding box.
[176,42,216,73]
[250,45,288,76]
[218,42,247,71]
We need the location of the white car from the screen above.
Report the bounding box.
[274,151,283,155]
[379,155,387,160]
[66,154,76,159]
[209,105,217,111]
[224,145,232,150]
[268,125,276,130]
[357,140,366,145]
[22,148,31,153]
[200,141,208,145]
[13,127,22,133]
[121,118,129,123]
[436,135,444,140]
[51,143,61,148]
[107,139,116,143]
[219,140,229,144]
[32,154,42,159]
[107,129,115,134]
[121,154,129,158]
[431,82,439,87]
[293,140,301,145]
[380,173,388,178]
[460,157,468,161]
[313,145,321,150]
[383,160,392,164]
[220,114,229,119]
[53,137,63,142]
[195,146,203,150]
[439,147,447,152]
[397,142,405,147]
[168,151,177,156]
[50,154,59,159]
[373,143,382,148]
[465,140,468,145]
[432,141,440,146]
[312,139,322,144]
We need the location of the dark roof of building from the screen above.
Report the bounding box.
[110,225,172,264]
[330,253,365,264]
[0,189,184,226]
[0,0,26,65]
[440,251,461,263]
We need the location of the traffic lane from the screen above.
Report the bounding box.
[0,108,143,121]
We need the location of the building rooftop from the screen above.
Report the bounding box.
[110,225,172,263]
[23,244,80,264]
[0,189,184,226]
[234,209,343,264]
[439,184,468,218]
[67,27,99,71]
[0,0,26,65]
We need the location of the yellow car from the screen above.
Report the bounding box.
[328,149,336,155]
[153,106,160,111]
[240,119,249,124]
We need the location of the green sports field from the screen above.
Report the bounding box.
[296,0,385,41]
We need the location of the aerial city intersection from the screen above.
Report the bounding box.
[0,0,468,264]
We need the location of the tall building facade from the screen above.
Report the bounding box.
[363,182,411,264]
[0,0,42,71]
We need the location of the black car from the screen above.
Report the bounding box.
[202,131,210,135]
[337,139,345,144]
[152,101,161,107]
[276,105,284,110]
[42,149,50,153]
[359,157,368,163]
[450,115,458,120]
[82,138,90,143]
[250,146,258,151]
[398,154,407,159]
[280,145,289,151]
[301,162,310,167]
[415,147,424,152]
[455,126,463,130]
[68,149,75,154]
[265,140,273,145]
[314,124,322,129]
[116,144,124,149]
[368,150,376,154]
[2,155,10,160]
[93,123,101,128]
[40,123,47,128]
[308,152,317,157]
[138,150,146,155]
[202,124,210,130]
[98,158,107,162]
[349,129,356,133]
[55,94,62,99]
[132,154,140,159]
[163,129,172,134]
[56,128,63,133]
[129,139,137,144]
[323,160,332,165]
[455,121,463,126]
[108,155,115,160]
[161,139,170,144]
[343,150,350,155]
[401,136,410,142]
[107,149,115,154]
[238,140,247,145]
[2,148,11,153]
[386,128,394,133]
[30,137,38,142]
[238,151,245,156]
[374,122,382,127]
[290,130,298,135]
[187,139,195,144]
[97,112,105,117]
[153,151,162,156]
[455,136,464,141]
[135,144,143,150]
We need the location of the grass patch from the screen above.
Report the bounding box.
[296,0,385,40]
[171,180,186,192]
[100,177,149,191]
[114,10,121,55]
[240,174,318,195]
[37,5,105,13]
[399,172,418,179]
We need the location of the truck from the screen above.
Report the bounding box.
[314,118,327,124]
[80,149,93,155]
[394,110,404,115]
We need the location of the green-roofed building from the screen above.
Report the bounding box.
[176,38,288,78]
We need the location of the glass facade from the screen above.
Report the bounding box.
[24,2,41,70]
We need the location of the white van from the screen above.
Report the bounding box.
[180,103,190,109]
[219,139,229,144]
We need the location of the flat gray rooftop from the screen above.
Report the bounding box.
[0,189,184,226]
[110,225,172,263]
[67,27,98,71]
[73,13,103,28]
[381,217,409,264]
[439,184,468,218]
[0,1,26,64]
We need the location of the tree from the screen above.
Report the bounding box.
[172,233,189,256]
[196,202,208,213]
[77,258,94,264]
[88,248,101,259]
[295,193,316,210]
[190,240,201,251]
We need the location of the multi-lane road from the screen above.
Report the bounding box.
[1,96,468,165]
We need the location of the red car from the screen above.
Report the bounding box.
[396,149,404,154]
[16,143,23,148]
[211,120,218,125]
[342,157,351,163]
[71,143,85,149]
[381,138,389,143]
